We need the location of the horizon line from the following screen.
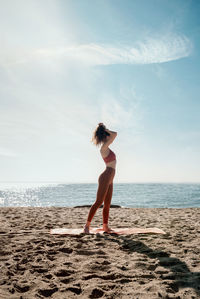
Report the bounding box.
[0,181,200,184]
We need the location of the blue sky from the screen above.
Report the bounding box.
[0,0,200,183]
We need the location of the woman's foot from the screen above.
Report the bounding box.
[104,228,115,233]
[83,225,90,234]
[103,224,114,233]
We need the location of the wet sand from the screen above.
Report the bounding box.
[0,207,200,298]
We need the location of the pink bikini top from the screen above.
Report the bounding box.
[103,149,116,163]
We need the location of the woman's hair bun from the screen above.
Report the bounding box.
[92,123,108,146]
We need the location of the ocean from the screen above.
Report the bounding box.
[0,182,200,208]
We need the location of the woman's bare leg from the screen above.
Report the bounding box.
[103,183,113,231]
[83,179,110,233]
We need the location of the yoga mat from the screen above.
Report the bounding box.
[50,227,166,235]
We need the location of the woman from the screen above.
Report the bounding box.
[83,123,117,233]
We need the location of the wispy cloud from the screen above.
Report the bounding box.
[0,148,18,158]
[10,33,192,67]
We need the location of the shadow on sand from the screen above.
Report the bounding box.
[102,233,200,297]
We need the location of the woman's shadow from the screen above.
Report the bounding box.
[103,233,200,296]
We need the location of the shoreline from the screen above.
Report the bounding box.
[1,207,200,298]
[1,205,200,209]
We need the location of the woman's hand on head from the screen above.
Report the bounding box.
[101,129,117,148]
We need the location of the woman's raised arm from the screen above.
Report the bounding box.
[102,129,117,149]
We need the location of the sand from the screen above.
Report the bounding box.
[0,207,200,299]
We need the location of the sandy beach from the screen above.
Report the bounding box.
[0,207,200,299]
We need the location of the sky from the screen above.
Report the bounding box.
[0,0,200,183]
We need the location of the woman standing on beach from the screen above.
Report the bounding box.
[84,123,117,233]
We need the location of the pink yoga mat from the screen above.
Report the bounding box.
[50,227,166,235]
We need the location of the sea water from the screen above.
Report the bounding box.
[0,182,200,208]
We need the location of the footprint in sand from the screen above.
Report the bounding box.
[83,272,119,281]
[83,274,100,280]
[55,269,75,277]
[44,274,52,279]
[76,249,98,255]
[38,287,58,297]
[59,247,73,254]
[116,278,132,284]
[166,281,179,293]
[66,285,82,295]
[89,288,104,298]
[88,260,111,271]
[0,250,11,256]
[60,277,74,284]
[14,282,30,293]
